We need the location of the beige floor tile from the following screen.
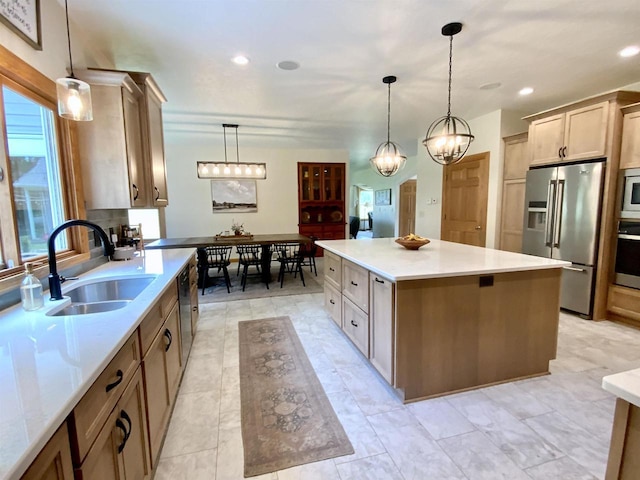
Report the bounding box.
[154,449,218,480]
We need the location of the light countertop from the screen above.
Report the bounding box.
[316,238,569,281]
[603,369,640,407]
[0,248,195,480]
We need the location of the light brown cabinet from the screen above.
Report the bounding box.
[128,72,169,207]
[75,70,149,209]
[342,296,369,356]
[188,255,199,337]
[528,102,609,166]
[369,274,394,384]
[20,423,74,480]
[606,398,640,480]
[499,133,528,253]
[324,282,341,327]
[620,103,640,170]
[342,260,368,313]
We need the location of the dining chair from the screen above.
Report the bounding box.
[272,242,306,288]
[199,246,233,294]
[237,244,268,291]
[297,236,318,276]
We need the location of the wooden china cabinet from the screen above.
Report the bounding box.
[298,163,346,247]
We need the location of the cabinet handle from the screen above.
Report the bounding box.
[558,147,562,158]
[164,328,173,352]
[132,183,139,201]
[105,369,123,393]
[116,410,132,453]
[351,281,358,287]
[154,186,160,201]
[562,146,567,158]
[350,320,358,327]
[329,299,335,305]
[375,277,384,284]
[192,306,198,312]
[329,267,335,272]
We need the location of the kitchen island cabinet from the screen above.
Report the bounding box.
[317,238,568,402]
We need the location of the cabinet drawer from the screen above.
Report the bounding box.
[608,285,640,322]
[342,260,369,313]
[342,297,369,357]
[139,285,178,355]
[324,283,342,327]
[69,334,140,464]
[325,251,342,289]
[21,422,74,480]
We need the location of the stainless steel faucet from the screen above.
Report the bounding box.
[47,219,115,300]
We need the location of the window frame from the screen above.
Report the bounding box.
[0,44,89,292]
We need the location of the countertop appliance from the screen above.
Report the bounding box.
[178,265,193,364]
[615,220,640,290]
[522,160,605,318]
[621,168,640,219]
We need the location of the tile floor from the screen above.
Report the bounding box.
[154,288,640,480]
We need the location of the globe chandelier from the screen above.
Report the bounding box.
[370,76,406,177]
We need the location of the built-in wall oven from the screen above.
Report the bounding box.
[621,168,640,219]
[615,221,640,290]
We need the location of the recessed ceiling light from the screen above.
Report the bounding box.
[232,55,250,65]
[619,46,640,58]
[276,60,300,71]
[479,82,501,90]
[519,87,534,96]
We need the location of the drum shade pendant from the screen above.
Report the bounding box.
[56,0,92,121]
[423,22,474,165]
[370,76,406,177]
[197,124,267,180]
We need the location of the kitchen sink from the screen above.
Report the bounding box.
[46,275,157,316]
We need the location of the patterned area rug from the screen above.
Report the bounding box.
[238,316,353,477]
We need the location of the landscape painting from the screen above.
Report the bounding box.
[211,179,257,213]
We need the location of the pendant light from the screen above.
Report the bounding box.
[423,22,474,165]
[370,75,406,177]
[197,124,267,179]
[56,0,93,121]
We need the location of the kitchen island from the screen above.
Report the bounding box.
[316,238,569,402]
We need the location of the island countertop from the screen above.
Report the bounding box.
[603,369,640,407]
[315,238,569,281]
[0,248,195,480]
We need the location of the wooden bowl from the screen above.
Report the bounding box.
[395,237,430,250]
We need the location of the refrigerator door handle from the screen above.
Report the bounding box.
[563,266,587,273]
[553,179,565,248]
[545,180,556,247]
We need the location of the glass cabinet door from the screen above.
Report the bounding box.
[324,165,344,201]
[311,165,322,201]
[300,164,311,201]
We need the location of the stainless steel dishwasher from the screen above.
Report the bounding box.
[178,265,193,364]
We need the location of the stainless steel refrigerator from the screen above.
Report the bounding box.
[522,160,605,318]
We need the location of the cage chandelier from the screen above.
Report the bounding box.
[422,22,474,165]
[370,75,406,177]
[197,124,267,180]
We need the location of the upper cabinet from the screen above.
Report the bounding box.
[128,72,169,207]
[528,101,609,166]
[75,69,169,210]
[620,103,640,170]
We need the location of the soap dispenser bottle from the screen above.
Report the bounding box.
[20,262,44,311]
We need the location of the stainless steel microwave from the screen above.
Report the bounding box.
[622,168,640,219]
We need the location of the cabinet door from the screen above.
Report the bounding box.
[499,179,526,252]
[503,134,529,180]
[299,164,312,201]
[145,89,169,207]
[324,251,342,289]
[74,409,122,480]
[118,370,151,480]
[621,108,640,169]
[324,282,342,327]
[342,297,369,357]
[122,86,148,207]
[563,101,608,161]
[21,423,74,480]
[370,274,394,384]
[323,164,344,202]
[529,113,565,166]
[342,260,369,313]
[164,302,183,402]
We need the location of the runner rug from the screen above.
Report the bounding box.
[238,316,354,477]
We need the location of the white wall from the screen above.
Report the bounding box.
[163,134,349,237]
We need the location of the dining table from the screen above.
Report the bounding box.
[145,233,311,286]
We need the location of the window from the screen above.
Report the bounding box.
[128,209,161,240]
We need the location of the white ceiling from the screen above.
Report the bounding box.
[68,0,640,169]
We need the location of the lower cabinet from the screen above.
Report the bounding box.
[74,368,151,480]
[370,274,394,384]
[342,297,369,356]
[20,423,74,480]
[324,283,342,327]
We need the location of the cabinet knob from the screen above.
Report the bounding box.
[351,320,358,327]
[329,299,335,305]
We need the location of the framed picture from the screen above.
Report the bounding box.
[375,189,391,206]
[211,179,257,213]
[0,0,42,50]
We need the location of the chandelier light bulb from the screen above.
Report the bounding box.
[370,76,406,177]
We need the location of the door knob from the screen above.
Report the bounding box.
[475,225,481,230]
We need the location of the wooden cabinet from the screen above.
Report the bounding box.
[605,398,640,480]
[620,103,640,169]
[369,273,394,384]
[499,133,528,252]
[74,369,151,480]
[75,70,148,209]
[128,72,169,207]
[528,102,609,166]
[298,163,346,243]
[342,260,369,313]
[324,282,341,327]
[188,255,199,337]
[324,251,342,290]
[21,423,74,480]
[139,284,182,467]
[342,297,369,357]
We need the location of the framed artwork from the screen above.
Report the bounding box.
[211,179,257,213]
[375,188,391,206]
[0,0,42,50]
